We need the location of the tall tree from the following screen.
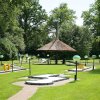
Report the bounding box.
[82,0,100,55]
[0,0,25,58]
[19,0,48,53]
[47,3,76,35]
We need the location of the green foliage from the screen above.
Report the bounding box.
[0,0,25,56]
[60,24,92,57]
[74,26,92,57]
[82,0,100,36]
[48,3,76,31]
[0,38,18,59]
[19,0,48,52]
[6,27,25,52]
[0,0,21,34]
[91,36,100,55]
[82,0,100,55]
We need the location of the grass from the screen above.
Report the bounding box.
[0,61,70,100]
[29,65,100,100]
[0,59,100,100]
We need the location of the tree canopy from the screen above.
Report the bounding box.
[19,0,48,53]
[0,0,99,59]
[82,0,100,36]
[82,0,100,55]
[0,0,26,59]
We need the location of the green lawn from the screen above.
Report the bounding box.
[0,60,100,100]
[30,67,100,100]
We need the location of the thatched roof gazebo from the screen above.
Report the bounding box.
[38,39,76,52]
[37,39,76,64]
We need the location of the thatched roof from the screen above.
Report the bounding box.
[37,39,76,52]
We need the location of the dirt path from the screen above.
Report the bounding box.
[8,78,74,100]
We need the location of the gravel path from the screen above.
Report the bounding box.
[8,78,74,100]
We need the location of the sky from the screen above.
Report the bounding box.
[39,0,95,26]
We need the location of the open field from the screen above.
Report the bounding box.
[0,59,100,100]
